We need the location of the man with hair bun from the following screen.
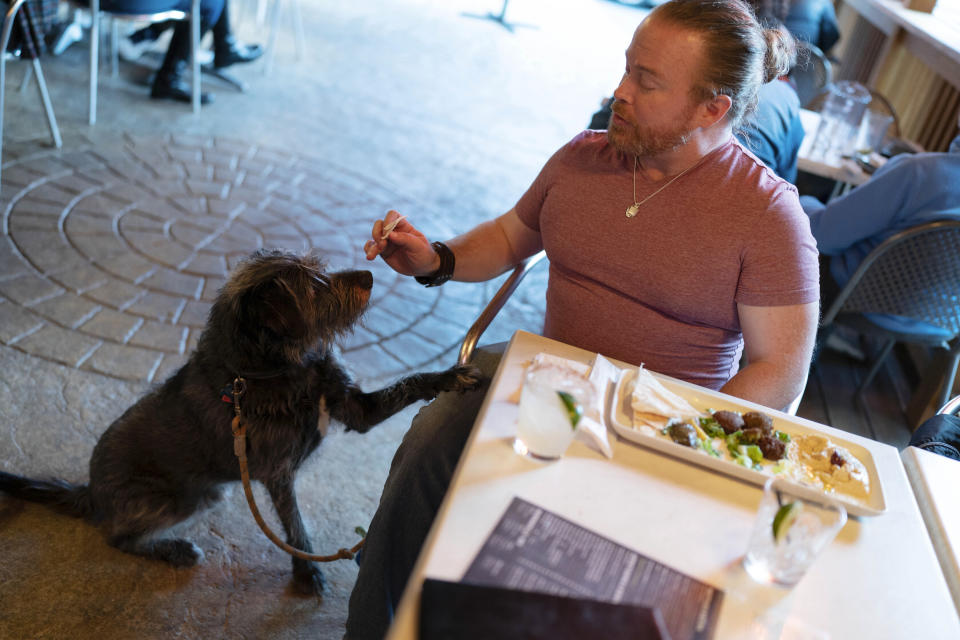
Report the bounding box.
[344,1,819,636]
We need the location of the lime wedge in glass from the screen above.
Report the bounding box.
[556,390,583,429]
[772,501,803,541]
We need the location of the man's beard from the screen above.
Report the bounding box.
[607,101,697,156]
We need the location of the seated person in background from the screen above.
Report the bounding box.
[344,1,819,637]
[99,0,225,103]
[783,0,840,55]
[120,0,261,70]
[909,410,960,461]
[588,78,805,181]
[734,78,805,182]
[800,130,960,300]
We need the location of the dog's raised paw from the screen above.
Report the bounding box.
[448,364,482,393]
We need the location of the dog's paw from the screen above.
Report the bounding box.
[292,563,326,597]
[153,538,204,567]
[444,364,482,394]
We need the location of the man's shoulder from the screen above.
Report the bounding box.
[545,130,624,173]
[714,139,798,197]
[561,130,615,155]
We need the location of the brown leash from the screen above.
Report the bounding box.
[230,377,364,562]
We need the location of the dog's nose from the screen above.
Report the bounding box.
[357,271,373,290]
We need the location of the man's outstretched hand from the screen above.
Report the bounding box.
[363,210,440,277]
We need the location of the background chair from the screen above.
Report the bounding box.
[865,88,901,139]
[83,0,201,124]
[818,220,960,427]
[788,40,832,109]
[939,394,960,417]
[262,0,304,75]
[905,393,960,460]
[1,0,62,193]
[458,250,546,367]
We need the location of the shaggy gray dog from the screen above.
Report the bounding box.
[0,249,480,596]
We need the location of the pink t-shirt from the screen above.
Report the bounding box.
[515,131,819,390]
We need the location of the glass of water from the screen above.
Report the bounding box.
[514,364,593,461]
[742,477,847,587]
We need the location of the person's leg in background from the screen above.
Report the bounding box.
[118,18,177,62]
[210,0,261,68]
[343,345,504,640]
[150,0,224,103]
[909,414,960,461]
[122,0,261,68]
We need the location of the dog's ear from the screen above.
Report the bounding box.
[242,277,312,342]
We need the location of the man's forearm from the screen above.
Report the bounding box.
[444,210,542,282]
[719,360,808,413]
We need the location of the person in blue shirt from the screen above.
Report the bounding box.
[800,132,960,293]
[784,0,840,54]
[738,78,805,182]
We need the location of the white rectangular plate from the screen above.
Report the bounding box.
[609,369,887,517]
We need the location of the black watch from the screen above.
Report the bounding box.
[415,241,455,287]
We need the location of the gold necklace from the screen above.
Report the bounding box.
[625,156,698,218]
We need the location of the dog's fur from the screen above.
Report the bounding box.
[0,249,480,595]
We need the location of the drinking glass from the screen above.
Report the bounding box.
[742,477,847,587]
[854,110,894,154]
[808,81,871,162]
[514,364,593,460]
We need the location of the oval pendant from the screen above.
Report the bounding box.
[625,203,640,218]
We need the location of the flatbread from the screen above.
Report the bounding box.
[630,366,701,428]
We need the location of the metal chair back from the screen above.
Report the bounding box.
[788,40,832,108]
[821,220,960,338]
[938,394,960,416]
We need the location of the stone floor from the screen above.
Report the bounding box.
[0,1,646,638]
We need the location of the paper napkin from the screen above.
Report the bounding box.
[574,354,621,459]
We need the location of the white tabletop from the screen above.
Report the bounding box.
[388,331,960,639]
[797,109,875,187]
[902,445,960,616]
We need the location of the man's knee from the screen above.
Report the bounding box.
[386,345,504,497]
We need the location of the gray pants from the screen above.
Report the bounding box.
[344,345,504,639]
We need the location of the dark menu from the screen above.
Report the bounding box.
[462,497,723,640]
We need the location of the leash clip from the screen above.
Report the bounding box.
[232,377,246,417]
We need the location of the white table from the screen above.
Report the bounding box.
[387,331,960,639]
[902,445,960,616]
[797,109,875,190]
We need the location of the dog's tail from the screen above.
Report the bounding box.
[0,471,93,519]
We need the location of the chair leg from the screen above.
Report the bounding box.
[264,0,282,75]
[1,35,6,195]
[291,0,305,59]
[191,0,201,114]
[936,345,960,410]
[111,17,119,78]
[89,0,100,125]
[18,64,31,93]
[856,338,895,396]
[1,0,25,194]
[30,59,62,149]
